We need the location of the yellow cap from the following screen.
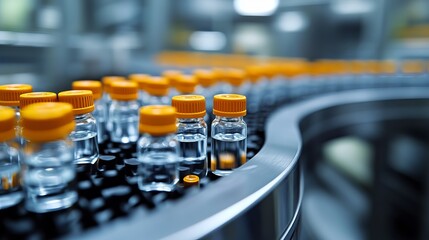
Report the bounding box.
[20,92,57,109]
[183,175,200,188]
[102,76,126,93]
[402,60,424,74]
[110,81,138,101]
[145,77,170,96]
[58,90,95,115]
[261,65,277,78]
[379,61,397,74]
[21,102,75,142]
[162,70,182,87]
[225,69,246,87]
[246,66,262,83]
[72,80,102,100]
[176,75,198,94]
[171,95,206,118]
[350,61,367,75]
[0,106,16,141]
[213,94,246,117]
[129,74,150,91]
[0,84,33,106]
[139,105,177,135]
[193,69,216,87]
[213,68,227,82]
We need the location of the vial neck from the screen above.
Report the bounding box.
[142,133,174,140]
[178,118,204,124]
[113,99,137,104]
[74,113,92,120]
[215,116,243,122]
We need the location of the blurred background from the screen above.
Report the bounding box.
[1,1,429,240]
[1,0,429,91]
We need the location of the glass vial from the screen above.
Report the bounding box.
[58,90,99,165]
[194,69,217,122]
[109,81,140,144]
[144,76,170,106]
[163,70,182,99]
[225,68,249,95]
[129,74,151,106]
[21,102,77,213]
[0,107,23,209]
[137,106,179,192]
[102,76,126,132]
[175,75,198,95]
[211,94,247,176]
[0,84,33,143]
[172,95,208,179]
[72,80,107,144]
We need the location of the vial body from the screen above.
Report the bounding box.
[109,100,139,143]
[145,95,170,106]
[22,140,77,213]
[211,116,247,176]
[69,113,99,165]
[138,90,150,106]
[0,141,23,209]
[103,93,113,132]
[137,134,179,192]
[176,118,207,179]
[93,99,107,144]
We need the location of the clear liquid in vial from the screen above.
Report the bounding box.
[211,133,247,176]
[24,154,77,213]
[70,131,99,164]
[138,152,179,192]
[176,133,207,178]
[110,117,139,144]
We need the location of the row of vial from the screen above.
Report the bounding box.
[0,81,247,213]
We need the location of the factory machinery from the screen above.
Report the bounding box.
[1,55,429,240]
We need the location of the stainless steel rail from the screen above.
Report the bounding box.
[81,87,429,240]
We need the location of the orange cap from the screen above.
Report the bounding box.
[110,81,138,101]
[212,68,227,82]
[0,84,33,106]
[21,102,75,142]
[224,69,246,87]
[162,70,182,87]
[193,69,216,88]
[183,175,200,188]
[213,94,246,117]
[72,80,102,100]
[58,90,94,115]
[171,95,206,118]
[379,61,397,74]
[145,77,170,96]
[402,60,424,74]
[246,66,262,83]
[261,65,277,78]
[139,105,177,135]
[20,92,57,109]
[129,74,150,91]
[350,61,367,75]
[0,106,16,141]
[176,75,198,94]
[102,76,126,93]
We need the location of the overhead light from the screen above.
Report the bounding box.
[331,0,374,15]
[234,0,279,16]
[276,11,308,32]
[189,31,226,51]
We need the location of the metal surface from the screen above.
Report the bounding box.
[80,87,429,239]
